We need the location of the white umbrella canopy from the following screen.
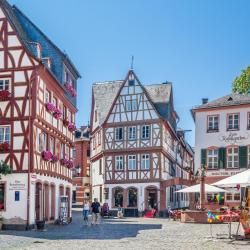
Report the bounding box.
[212,169,250,188]
[176,184,227,193]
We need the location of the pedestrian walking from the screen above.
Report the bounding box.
[83,200,90,225]
[91,198,101,225]
[117,204,123,218]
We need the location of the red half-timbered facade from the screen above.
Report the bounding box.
[0,1,80,229]
[90,70,194,215]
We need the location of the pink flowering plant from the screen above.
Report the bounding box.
[51,154,59,163]
[60,158,69,166]
[68,123,76,132]
[64,82,77,97]
[41,151,53,161]
[45,102,56,112]
[66,160,74,169]
[53,107,62,119]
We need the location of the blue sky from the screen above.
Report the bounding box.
[9,0,250,146]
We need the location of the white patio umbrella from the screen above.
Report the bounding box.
[212,169,250,188]
[175,184,227,193]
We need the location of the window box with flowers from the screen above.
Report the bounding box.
[0,90,10,101]
[53,108,62,119]
[64,82,77,97]
[68,123,76,132]
[60,158,74,169]
[45,102,56,113]
[51,154,59,163]
[41,151,53,161]
[0,142,10,153]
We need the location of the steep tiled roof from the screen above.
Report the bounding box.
[1,0,80,107]
[193,93,250,110]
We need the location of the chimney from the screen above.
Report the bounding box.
[202,98,208,104]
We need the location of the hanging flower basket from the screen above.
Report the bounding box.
[64,82,77,97]
[45,102,56,113]
[41,151,53,161]
[68,123,76,132]
[66,160,74,169]
[53,108,62,119]
[0,142,10,153]
[0,90,10,101]
[51,154,59,163]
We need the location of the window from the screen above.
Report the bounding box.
[227,114,239,130]
[104,188,109,200]
[114,188,123,207]
[227,147,239,168]
[65,145,69,159]
[126,98,137,111]
[49,137,55,153]
[63,106,67,120]
[115,156,124,170]
[141,125,150,139]
[115,127,123,141]
[207,149,219,169]
[72,149,76,159]
[0,183,5,210]
[45,90,50,103]
[128,155,136,170]
[141,154,150,170]
[39,133,47,152]
[95,110,97,122]
[128,126,136,140]
[60,143,64,159]
[0,79,10,91]
[128,79,135,86]
[99,159,102,175]
[226,192,240,202]
[127,188,137,207]
[52,97,57,106]
[98,131,101,145]
[207,115,219,132]
[0,126,10,144]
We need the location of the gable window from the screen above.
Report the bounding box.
[115,156,124,170]
[128,126,136,140]
[207,115,219,132]
[227,114,239,131]
[227,147,239,168]
[141,125,150,140]
[207,149,218,169]
[141,154,150,170]
[128,155,136,170]
[126,98,137,111]
[0,126,10,144]
[128,79,135,86]
[0,183,5,211]
[0,79,10,91]
[115,127,123,141]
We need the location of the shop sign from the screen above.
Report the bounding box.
[9,180,26,190]
[207,170,241,177]
[219,132,249,144]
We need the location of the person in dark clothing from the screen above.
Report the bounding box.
[91,198,101,225]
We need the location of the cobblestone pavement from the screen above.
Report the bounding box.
[0,209,250,250]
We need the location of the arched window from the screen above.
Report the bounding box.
[114,188,123,207]
[128,188,137,207]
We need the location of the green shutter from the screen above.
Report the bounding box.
[239,146,247,168]
[201,149,207,166]
[219,148,226,169]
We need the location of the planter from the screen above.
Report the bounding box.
[36,220,45,230]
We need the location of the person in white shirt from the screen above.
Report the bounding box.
[83,200,90,225]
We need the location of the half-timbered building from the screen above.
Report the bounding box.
[0,1,80,229]
[90,70,194,216]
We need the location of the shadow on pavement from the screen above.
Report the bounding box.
[0,211,162,240]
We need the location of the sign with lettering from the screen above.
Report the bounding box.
[9,180,26,190]
[219,132,249,144]
[207,170,241,177]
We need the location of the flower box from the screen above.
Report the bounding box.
[51,154,59,163]
[45,102,56,113]
[0,90,10,101]
[68,123,76,132]
[64,82,77,97]
[53,108,62,119]
[0,142,10,153]
[41,151,53,161]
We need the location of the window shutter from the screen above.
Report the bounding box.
[218,148,226,169]
[201,149,207,166]
[239,146,247,168]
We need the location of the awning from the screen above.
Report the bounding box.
[175,184,227,193]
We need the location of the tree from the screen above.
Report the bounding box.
[0,161,12,179]
[233,66,250,94]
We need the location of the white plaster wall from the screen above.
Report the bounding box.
[194,107,250,172]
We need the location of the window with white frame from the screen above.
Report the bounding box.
[228,114,239,130]
[45,90,50,103]
[227,147,239,168]
[115,156,124,170]
[226,192,240,202]
[38,132,47,152]
[0,126,10,144]
[141,154,150,170]
[125,97,137,111]
[128,126,136,140]
[115,127,123,141]
[141,125,150,139]
[49,137,55,153]
[0,79,10,91]
[128,155,136,170]
[60,143,64,158]
[207,115,219,132]
[207,149,219,169]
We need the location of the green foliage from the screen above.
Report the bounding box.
[0,161,12,179]
[233,66,250,94]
